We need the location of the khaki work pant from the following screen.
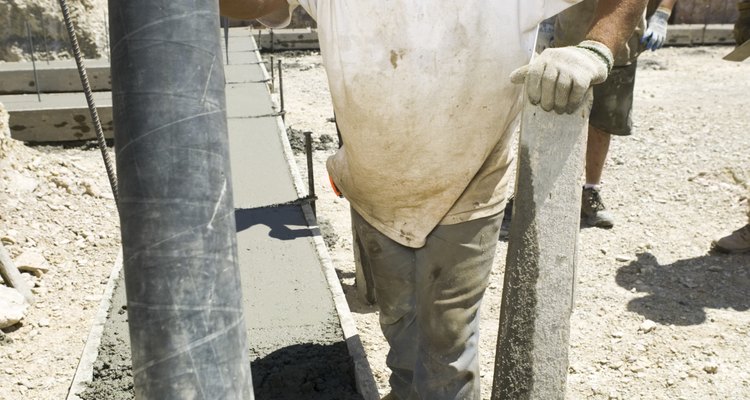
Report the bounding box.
[351,209,503,400]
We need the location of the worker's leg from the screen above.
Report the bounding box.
[585,124,611,186]
[583,61,638,228]
[413,212,503,400]
[351,209,418,399]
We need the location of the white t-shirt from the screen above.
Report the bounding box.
[287,0,579,247]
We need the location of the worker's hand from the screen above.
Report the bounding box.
[641,7,671,51]
[510,40,612,114]
[735,2,750,45]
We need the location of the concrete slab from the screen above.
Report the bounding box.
[0,60,110,95]
[667,24,705,46]
[1,92,112,142]
[703,24,735,45]
[228,117,299,208]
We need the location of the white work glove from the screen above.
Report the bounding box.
[641,7,671,51]
[510,40,613,114]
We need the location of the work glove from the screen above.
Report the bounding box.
[641,7,671,51]
[735,1,750,45]
[510,40,613,115]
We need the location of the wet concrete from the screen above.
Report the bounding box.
[74,30,365,400]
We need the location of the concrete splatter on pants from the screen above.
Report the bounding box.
[351,209,503,400]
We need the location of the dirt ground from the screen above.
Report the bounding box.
[0,45,748,400]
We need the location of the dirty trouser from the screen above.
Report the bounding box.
[351,209,502,400]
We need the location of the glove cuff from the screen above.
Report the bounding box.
[655,7,672,18]
[576,40,614,73]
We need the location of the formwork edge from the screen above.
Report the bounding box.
[66,250,124,400]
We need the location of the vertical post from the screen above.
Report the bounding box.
[25,21,41,102]
[269,55,275,92]
[278,59,285,122]
[108,0,253,398]
[304,131,316,215]
[223,16,230,65]
[491,97,590,399]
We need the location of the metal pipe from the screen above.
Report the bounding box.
[108,0,253,398]
[25,21,41,102]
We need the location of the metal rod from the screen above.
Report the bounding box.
[108,0,253,397]
[304,131,316,216]
[269,55,274,92]
[270,28,275,52]
[223,16,229,64]
[58,0,118,203]
[25,21,41,102]
[278,59,285,121]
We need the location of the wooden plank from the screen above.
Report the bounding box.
[492,97,590,399]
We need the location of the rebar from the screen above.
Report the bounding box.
[58,0,118,203]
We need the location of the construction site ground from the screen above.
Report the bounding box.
[0,45,749,400]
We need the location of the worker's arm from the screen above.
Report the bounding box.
[219,0,289,21]
[640,0,678,51]
[511,0,648,114]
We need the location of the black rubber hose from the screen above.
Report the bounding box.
[108,1,253,398]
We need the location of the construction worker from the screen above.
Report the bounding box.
[711,0,750,254]
[221,1,648,399]
[553,0,677,229]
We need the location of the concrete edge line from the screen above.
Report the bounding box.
[301,203,380,400]
[66,250,124,400]
[262,31,379,398]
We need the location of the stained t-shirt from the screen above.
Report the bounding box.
[281,0,580,247]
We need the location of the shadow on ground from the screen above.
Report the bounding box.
[615,252,750,325]
[251,342,362,400]
[235,205,314,240]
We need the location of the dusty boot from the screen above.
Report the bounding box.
[581,187,614,228]
[711,224,750,254]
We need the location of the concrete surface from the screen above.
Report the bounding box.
[1,91,112,142]
[0,60,110,95]
[70,30,376,400]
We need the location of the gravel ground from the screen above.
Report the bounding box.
[0,45,748,400]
